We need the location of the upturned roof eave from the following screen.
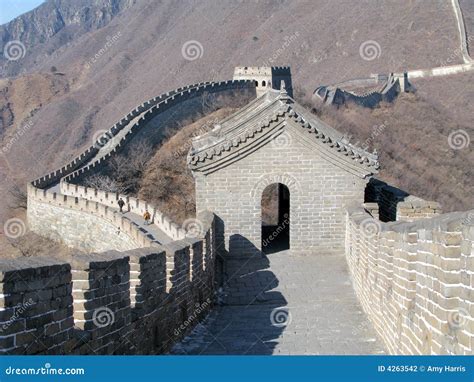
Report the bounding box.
[188,90,379,175]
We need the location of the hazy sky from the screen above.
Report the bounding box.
[0,0,44,25]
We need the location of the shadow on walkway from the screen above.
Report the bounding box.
[172,237,288,355]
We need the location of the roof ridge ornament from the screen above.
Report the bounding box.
[278,80,291,103]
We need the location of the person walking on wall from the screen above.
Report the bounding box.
[118,197,125,213]
[143,210,151,225]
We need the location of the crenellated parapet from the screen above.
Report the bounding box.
[314,72,409,108]
[0,257,74,355]
[27,183,159,252]
[345,205,474,355]
[59,181,186,241]
[23,79,253,355]
[31,80,255,191]
[27,79,256,253]
[365,179,441,222]
[1,212,218,355]
[30,84,198,189]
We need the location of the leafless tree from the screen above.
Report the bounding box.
[8,184,27,210]
[83,174,127,194]
[107,140,154,193]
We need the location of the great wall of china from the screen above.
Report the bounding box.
[3,79,258,355]
[1,4,473,353]
[315,0,473,108]
[0,65,470,355]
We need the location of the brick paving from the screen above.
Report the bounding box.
[171,251,385,355]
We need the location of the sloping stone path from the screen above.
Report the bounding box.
[171,251,385,355]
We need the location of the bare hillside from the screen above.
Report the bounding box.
[302,72,474,212]
[0,72,70,135]
[0,0,472,234]
[0,0,135,77]
[138,108,237,224]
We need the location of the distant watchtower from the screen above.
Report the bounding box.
[233,66,293,97]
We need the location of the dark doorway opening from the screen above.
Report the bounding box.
[261,183,289,254]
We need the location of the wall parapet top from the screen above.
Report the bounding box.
[345,205,474,355]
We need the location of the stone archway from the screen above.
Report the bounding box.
[261,183,290,254]
[250,173,300,254]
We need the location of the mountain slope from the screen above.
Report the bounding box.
[0,0,135,77]
[0,0,472,228]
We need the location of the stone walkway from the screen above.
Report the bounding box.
[122,211,172,244]
[171,251,385,355]
[46,183,173,245]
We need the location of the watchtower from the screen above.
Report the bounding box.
[233,66,293,97]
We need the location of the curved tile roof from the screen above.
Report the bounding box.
[188,88,379,177]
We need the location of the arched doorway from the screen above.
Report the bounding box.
[261,183,290,254]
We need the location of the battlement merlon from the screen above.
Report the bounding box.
[233,66,293,97]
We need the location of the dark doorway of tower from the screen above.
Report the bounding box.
[261,183,290,254]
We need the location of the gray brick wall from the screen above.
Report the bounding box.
[0,212,217,355]
[194,127,368,256]
[346,206,474,355]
